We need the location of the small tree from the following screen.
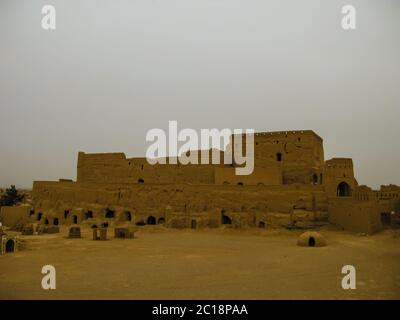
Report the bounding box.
[0,185,24,206]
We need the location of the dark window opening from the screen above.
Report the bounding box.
[337,182,352,197]
[117,230,126,238]
[64,210,69,219]
[258,221,266,228]
[222,213,232,225]
[53,218,59,226]
[158,217,165,224]
[276,153,282,162]
[44,219,49,225]
[5,239,15,253]
[312,174,318,185]
[136,220,146,226]
[72,215,78,224]
[191,219,197,229]
[147,216,156,225]
[29,209,35,216]
[138,178,144,184]
[237,182,243,186]
[105,208,115,219]
[91,224,98,229]
[37,213,43,221]
[84,211,93,220]
[101,222,108,228]
[124,211,132,221]
[381,212,391,226]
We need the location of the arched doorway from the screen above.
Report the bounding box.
[158,217,165,224]
[308,237,316,247]
[221,212,232,225]
[6,239,15,253]
[337,182,351,197]
[147,216,156,225]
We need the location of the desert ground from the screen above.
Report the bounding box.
[0,225,399,300]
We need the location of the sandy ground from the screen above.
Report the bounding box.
[0,225,399,300]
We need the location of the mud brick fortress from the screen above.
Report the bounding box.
[2,130,400,233]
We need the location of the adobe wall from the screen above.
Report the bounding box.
[328,198,381,234]
[214,166,282,185]
[230,130,325,184]
[324,158,357,197]
[77,130,326,186]
[373,185,400,214]
[31,181,328,228]
[0,205,31,228]
[77,152,217,185]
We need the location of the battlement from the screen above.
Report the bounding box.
[325,158,353,169]
[233,130,323,141]
[78,152,126,161]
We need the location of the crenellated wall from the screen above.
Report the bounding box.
[28,129,393,233]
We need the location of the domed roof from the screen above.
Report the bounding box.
[297,231,326,247]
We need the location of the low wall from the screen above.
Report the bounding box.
[328,199,381,234]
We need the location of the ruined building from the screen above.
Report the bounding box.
[4,130,399,234]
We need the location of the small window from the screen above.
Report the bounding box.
[84,211,93,220]
[105,208,115,219]
[276,153,282,162]
[158,217,165,224]
[138,178,144,183]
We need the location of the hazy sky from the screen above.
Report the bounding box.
[0,0,399,189]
